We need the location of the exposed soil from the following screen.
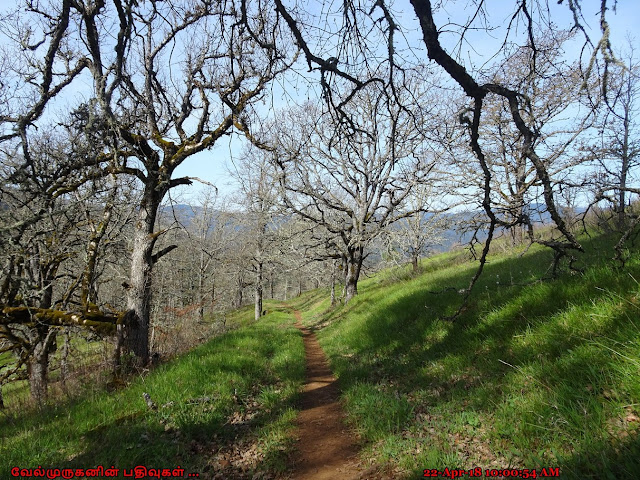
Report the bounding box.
[287,310,365,480]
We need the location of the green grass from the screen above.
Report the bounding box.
[1,333,111,409]
[0,302,305,478]
[289,232,640,479]
[3,231,639,479]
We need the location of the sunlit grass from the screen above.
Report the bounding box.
[289,231,640,479]
[0,302,305,477]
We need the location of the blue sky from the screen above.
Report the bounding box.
[172,0,640,203]
[1,1,638,203]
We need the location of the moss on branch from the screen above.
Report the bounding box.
[1,305,122,334]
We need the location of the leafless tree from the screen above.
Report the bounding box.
[584,41,640,263]
[189,189,228,323]
[230,149,285,320]
[1,1,296,365]
[0,127,130,403]
[592,44,640,222]
[451,33,597,256]
[380,184,450,273]
[271,0,626,311]
[272,82,436,302]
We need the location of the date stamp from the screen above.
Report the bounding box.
[423,467,560,479]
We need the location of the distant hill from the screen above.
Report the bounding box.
[159,202,584,255]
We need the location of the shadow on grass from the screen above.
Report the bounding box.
[1,309,305,478]
[316,233,640,478]
[558,431,640,479]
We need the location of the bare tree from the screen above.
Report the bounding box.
[450,33,597,256]
[161,188,229,324]
[192,190,227,323]
[381,184,449,273]
[272,83,436,302]
[229,147,288,320]
[592,43,640,228]
[1,1,296,365]
[0,127,128,403]
[270,0,626,311]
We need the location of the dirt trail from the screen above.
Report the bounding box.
[288,310,364,480]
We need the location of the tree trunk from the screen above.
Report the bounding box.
[26,280,57,404]
[234,274,244,308]
[28,327,56,406]
[344,271,357,303]
[124,185,163,367]
[28,356,48,405]
[411,254,419,273]
[269,270,275,299]
[618,106,630,229]
[149,325,156,353]
[341,256,348,301]
[198,248,208,322]
[344,246,364,304]
[60,329,70,388]
[330,259,337,306]
[198,251,206,322]
[254,261,263,321]
[113,324,125,374]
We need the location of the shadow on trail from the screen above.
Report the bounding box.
[290,313,363,480]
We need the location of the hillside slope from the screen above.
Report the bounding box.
[290,233,640,479]
[2,232,638,479]
[0,308,305,479]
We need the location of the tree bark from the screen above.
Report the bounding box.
[411,254,419,273]
[124,183,163,367]
[27,327,56,406]
[330,259,337,306]
[26,279,57,404]
[234,274,244,309]
[344,246,364,304]
[341,256,348,301]
[254,261,263,321]
[618,104,631,229]
[269,270,275,299]
[198,251,206,322]
[60,329,70,388]
[112,323,125,374]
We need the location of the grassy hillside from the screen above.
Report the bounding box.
[290,232,640,479]
[0,305,305,479]
[2,231,639,479]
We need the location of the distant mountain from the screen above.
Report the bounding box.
[158,202,584,256]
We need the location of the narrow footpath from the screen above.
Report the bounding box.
[288,310,364,480]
